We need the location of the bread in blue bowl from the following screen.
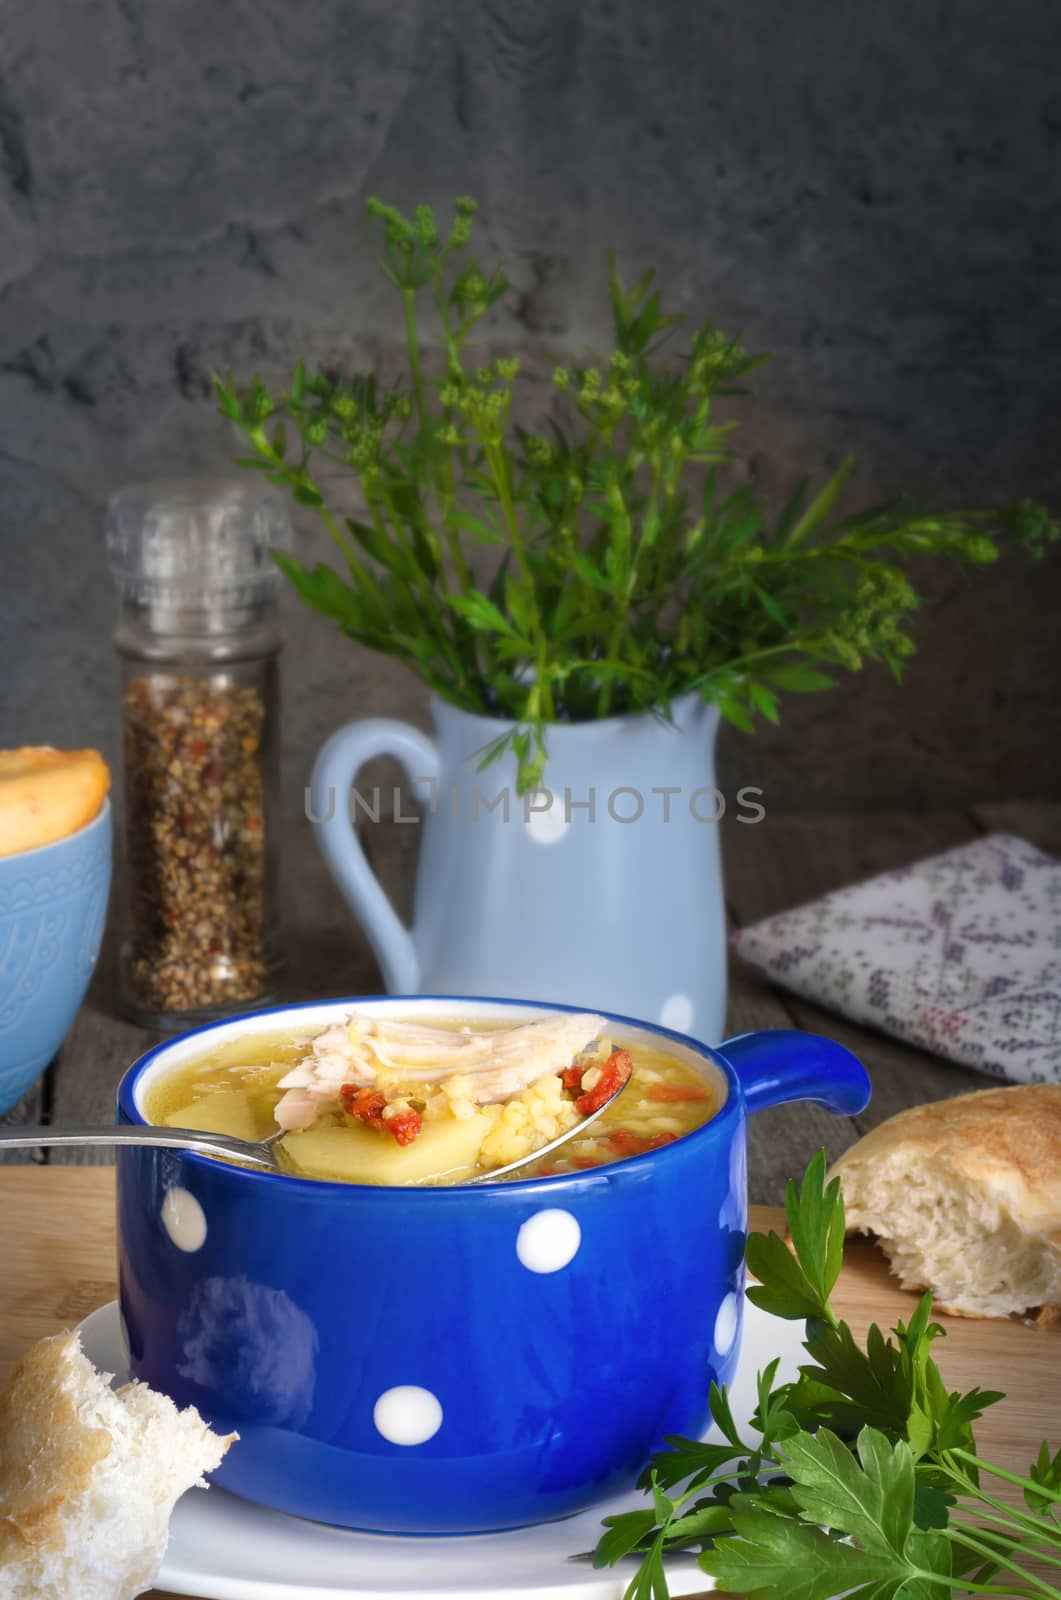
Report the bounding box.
[0,748,112,1114]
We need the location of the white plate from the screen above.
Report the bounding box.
[79,1297,804,1600]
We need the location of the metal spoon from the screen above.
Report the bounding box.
[0,1074,631,1182]
[0,1124,285,1171]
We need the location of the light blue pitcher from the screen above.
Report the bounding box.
[308,692,734,1041]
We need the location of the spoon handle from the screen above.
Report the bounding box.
[0,1125,275,1169]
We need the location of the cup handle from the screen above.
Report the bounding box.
[308,719,440,994]
[715,1030,871,1117]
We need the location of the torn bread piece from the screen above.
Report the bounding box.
[829,1083,1061,1319]
[0,1329,234,1599]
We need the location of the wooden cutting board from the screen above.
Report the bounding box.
[1,1166,1058,1600]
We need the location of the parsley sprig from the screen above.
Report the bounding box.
[593,1152,1061,1600]
[215,196,1058,790]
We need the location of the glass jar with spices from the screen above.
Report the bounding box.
[106,479,291,1028]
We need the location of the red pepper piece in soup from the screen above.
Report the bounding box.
[645,1081,711,1103]
[604,1128,678,1158]
[384,1107,423,1147]
[341,1084,424,1147]
[575,1049,633,1116]
[341,1085,387,1129]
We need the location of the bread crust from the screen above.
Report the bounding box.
[833,1084,1061,1241]
[0,1331,111,1561]
[831,1084,1061,1317]
[0,747,110,857]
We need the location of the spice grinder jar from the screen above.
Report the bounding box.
[106,478,291,1029]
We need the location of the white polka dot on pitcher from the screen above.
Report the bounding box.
[516,1209,581,1273]
[523,793,569,845]
[161,1187,207,1253]
[713,1292,739,1358]
[373,1385,443,1445]
[660,993,694,1033]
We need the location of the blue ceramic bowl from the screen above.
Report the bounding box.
[0,799,112,1114]
[115,997,870,1534]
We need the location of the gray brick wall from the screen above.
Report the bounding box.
[1,0,1058,813]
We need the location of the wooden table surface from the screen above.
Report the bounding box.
[3,800,1059,1204]
[2,809,1059,1594]
[1,1166,1057,1600]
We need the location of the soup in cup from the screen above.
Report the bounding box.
[116,996,870,1534]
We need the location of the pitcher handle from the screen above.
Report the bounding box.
[715,1029,871,1117]
[308,719,440,994]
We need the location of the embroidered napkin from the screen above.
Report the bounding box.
[732,833,1061,1085]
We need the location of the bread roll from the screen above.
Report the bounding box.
[0,748,110,857]
[829,1084,1061,1319]
[0,1330,234,1599]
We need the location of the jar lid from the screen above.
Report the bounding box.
[105,477,293,634]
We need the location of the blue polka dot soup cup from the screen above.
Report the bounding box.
[0,799,112,1115]
[115,997,870,1535]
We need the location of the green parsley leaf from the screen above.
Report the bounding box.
[592,1509,657,1568]
[638,1435,745,1494]
[783,1425,914,1556]
[746,1150,843,1322]
[703,1426,955,1600]
[1026,1442,1061,1513]
[784,1148,846,1308]
[704,1497,912,1600]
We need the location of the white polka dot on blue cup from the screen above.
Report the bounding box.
[516,1209,581,1274]
[713,1292,739,1358]
[161,1187,207,1253]
[373,1385,443,1445]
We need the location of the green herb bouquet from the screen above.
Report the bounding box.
[216,197,1057,789]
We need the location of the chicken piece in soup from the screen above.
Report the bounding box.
[142,1011,721,1186]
